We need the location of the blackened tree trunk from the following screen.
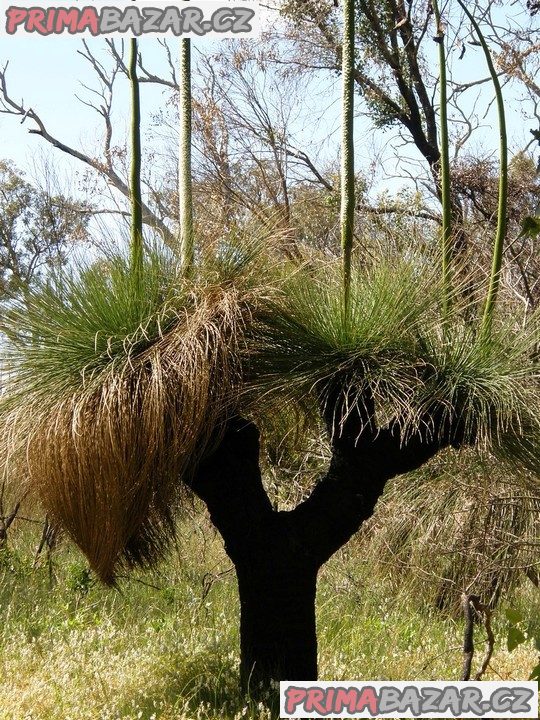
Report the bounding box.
[190,419,319,687]
[189,391,467,691]
[236,549,318,689]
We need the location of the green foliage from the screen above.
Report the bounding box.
[0,160,90,300]
[507,625,527,652]
[66,563,94,597]
[518,215,540,240]
[505,608,540,680]
[253,262,427,409]
[0,236,273,418]
[1,251,179,399]
[418,318,540,447]
[250,254,540,459]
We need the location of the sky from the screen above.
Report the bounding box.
[0,5,537,214]
[0,37,165,171]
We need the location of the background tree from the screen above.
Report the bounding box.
[1,4,537,265]
[0,47,175,246]
[0,160,90,302]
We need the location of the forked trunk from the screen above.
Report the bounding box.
[190,408,460,695]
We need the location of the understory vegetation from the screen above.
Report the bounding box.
[1,507,538,720]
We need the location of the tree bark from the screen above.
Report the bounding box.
[190,419,319,687]
[188,393,465,692]
[236,548,318,690]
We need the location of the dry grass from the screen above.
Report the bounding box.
[1,282,252,585]
[357,449,540,613]
[0,516,538,720]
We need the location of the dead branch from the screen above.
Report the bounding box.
[0,62,175,247]
[461,593,495,681]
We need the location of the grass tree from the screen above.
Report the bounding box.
[1,0,539,699]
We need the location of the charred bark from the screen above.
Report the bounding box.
[236,548,318,691]
[189,394,466,691]
[190,418,318,688]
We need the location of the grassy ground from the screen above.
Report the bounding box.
[0,515,538,720]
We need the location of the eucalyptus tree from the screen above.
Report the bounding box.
[280,0,452,213]
[0,160,90,301]
[1,0,540,700]
[0,46,175,246]
[279,0,539,254]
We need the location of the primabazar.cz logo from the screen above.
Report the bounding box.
[2,0,260,37]
[280,681,539,718]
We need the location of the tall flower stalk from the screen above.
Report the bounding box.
[128,38,144,290]
[179,38,194,276]
[340,0,356,316]
[432,0,453,318]
[457,0,508,340]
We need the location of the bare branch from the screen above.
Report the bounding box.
[0,63,175,246]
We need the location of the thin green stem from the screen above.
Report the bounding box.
[340,0,355,317]
[128,39,144,291]
[457,0,508,340]
[179,38,194,277]
[432,0,452,318]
